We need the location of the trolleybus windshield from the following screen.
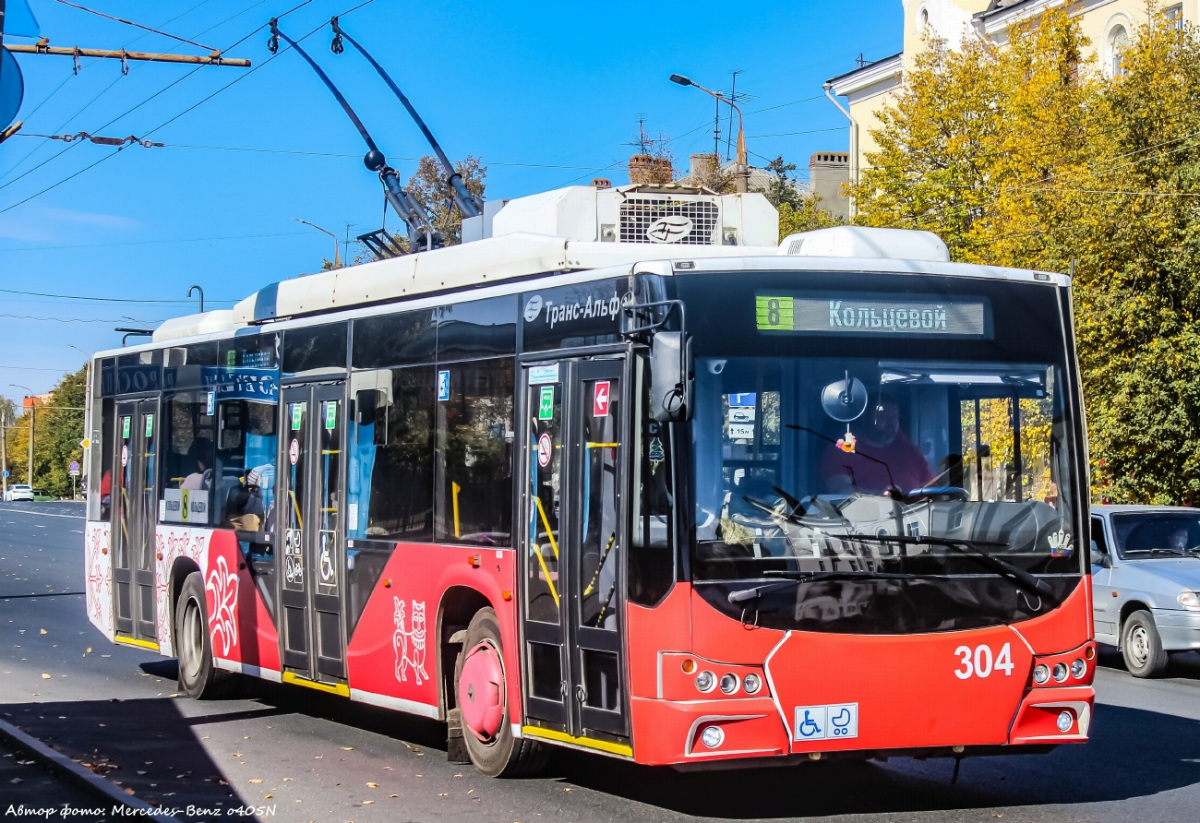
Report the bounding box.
[678,270,1084,635]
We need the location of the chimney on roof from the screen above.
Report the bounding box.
[628,154,673,185]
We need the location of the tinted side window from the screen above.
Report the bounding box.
[283,323,348,376]
[161,392,215,525]
[436,358,514,545]
[353,310,437,368]
[348,366,435,541]
[1091,517,1109,556]
[438,296,517,361]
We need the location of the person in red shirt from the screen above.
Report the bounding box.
[822,397,930,496]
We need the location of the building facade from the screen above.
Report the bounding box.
[826,0,1191,205]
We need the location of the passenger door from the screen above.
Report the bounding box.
[278,384,348,688]
[111,399,159,646]
[520,358,630,748]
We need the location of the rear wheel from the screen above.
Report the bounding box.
[1121,609,1169,678]
[175,572,234,698]
[453,607,546,777]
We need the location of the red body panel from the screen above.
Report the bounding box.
[624,579,1094,766]
[205,533,280,673]
[345,542,516,716]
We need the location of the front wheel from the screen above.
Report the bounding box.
[175,572,234,698]
[453,607,546,777]
[1121,609,1169,678]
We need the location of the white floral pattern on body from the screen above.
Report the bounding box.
[392,597,428,685]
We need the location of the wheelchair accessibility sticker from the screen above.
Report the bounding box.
[793,703,858,741]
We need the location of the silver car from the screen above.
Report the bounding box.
[1090,504,1200,677]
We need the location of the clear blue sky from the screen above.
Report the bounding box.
[0,0,901,397]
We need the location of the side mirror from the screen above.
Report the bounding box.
[650,332,692,422]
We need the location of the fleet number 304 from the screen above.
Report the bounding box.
[953,643,1015,679]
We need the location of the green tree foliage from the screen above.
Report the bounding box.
[778,192,844,237]
[1071,12,1200,504]
[338,154,487,267]
[405,154,487,247]
[851,3,1200,503]
[3,368,86,498]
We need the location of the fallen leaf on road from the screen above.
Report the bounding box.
[366,782,378,788]
[40,673,50,679]
[249,779,262,784]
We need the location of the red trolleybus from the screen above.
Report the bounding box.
[83,184,1094,776]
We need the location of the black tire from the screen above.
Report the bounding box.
[175,572,234,699]
[453,607,547,777]
[1121,609,1169,678]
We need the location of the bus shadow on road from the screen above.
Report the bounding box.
[0,694,278,812]
[537,703,1200,817]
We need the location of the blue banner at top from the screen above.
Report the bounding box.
[202,367,279,403]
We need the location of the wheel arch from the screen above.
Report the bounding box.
[169,557,202,643]
[438,586,494,718]
[1119,599,1154,629]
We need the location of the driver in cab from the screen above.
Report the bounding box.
[822,396,931,497]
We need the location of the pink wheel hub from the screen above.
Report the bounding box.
[459,641,504,742]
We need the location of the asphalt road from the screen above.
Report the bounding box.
[4,502,1200,822]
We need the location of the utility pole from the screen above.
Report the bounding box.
[10,385,33,486]
[3,44,250,68]
[726,70,742,162]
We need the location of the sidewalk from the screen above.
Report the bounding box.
[1,718,179,822]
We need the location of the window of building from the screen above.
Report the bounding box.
[1108,25,1129,78]
[1166,4,1184,30]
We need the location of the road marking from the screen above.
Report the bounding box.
[0,509,83,520]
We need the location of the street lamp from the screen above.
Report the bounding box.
[9,383,34,486]
[68,345,91,501]
[294,218,341,269]
[669,73,749,193]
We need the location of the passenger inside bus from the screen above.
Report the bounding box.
[181,437,213,491]
[821,395,931,496]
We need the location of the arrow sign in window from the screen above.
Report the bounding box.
[593,381,611,418]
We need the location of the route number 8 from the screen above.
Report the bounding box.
[954,642,1014,679]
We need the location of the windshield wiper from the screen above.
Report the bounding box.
[846,533,1059,605]
[727,569,923,604]
[1125,548,1187,557]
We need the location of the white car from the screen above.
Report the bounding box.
[1091,504,1200,677]
[4,484,34,502]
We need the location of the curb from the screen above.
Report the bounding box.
[0,717,182,821]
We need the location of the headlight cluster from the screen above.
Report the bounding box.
[1032,644,1094,685]
[1179,590,1200,610]
[685,661,763,696]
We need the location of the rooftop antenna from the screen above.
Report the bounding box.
[330,17,482,219]
[267,18,437,251]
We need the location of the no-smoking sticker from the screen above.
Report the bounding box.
[289,438,300,466]
[537,433,553,468]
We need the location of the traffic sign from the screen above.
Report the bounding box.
[1,470,8,479]
[69,461,80,476]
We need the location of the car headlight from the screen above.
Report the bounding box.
[1179,591,1200,610]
